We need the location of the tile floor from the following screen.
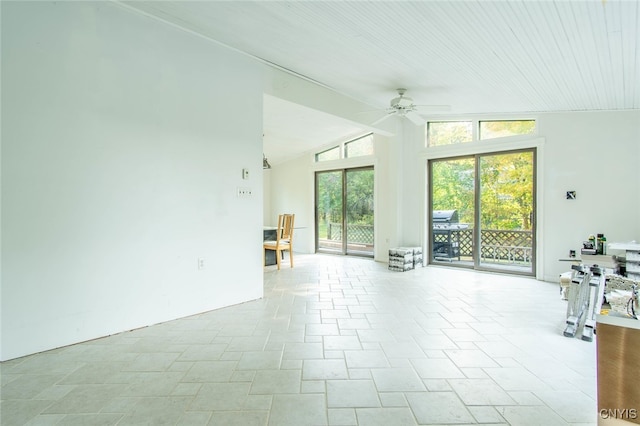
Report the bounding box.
[1,254,598,425]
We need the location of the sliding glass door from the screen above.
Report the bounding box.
[431,157,475,264]
[478,151,534,273]
[316,167,374,256]
[316,171,343,252]
[429,149,535,275]
[345,168,374,255]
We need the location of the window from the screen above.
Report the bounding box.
[315,146,341,162]
[345,134,373,158]
[426,119,536,146]
[427,121,473,147]
[480,120,535,140]
[315,133,374,162]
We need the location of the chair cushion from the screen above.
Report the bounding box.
[264,240,290,248]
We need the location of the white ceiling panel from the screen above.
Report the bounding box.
[263,94,371,165]
[122,0,640,162]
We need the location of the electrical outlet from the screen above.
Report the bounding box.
[237,187,253,198]
[198,258,205,270]
[242,168,250,180]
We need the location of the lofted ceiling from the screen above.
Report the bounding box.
[123,1,640,165]
[263,94,374,165]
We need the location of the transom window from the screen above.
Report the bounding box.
[479,120,535,140]
[427,121,473,146]
[345,134,374,158]
[426,119,536,147]
[315,133,373,162]
[315,146,341,162]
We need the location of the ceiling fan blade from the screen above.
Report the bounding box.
[371,112,395,126]
[405,110,426,125]
[414,104,452,112]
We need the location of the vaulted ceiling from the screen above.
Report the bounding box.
[123,1,640,164]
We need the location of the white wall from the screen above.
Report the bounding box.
[399,121,427,249]
[0,0,4,360]
[263,167,272,226]
[539,110,640,280]
[371,133,402,260]
[266,154,316,254]
[1,2,265,360]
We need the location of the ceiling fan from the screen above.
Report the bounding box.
[371,88,450,126]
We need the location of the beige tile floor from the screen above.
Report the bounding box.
[1,254,598,425]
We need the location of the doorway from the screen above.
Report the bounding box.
[429,149,535,275]
[315,167,374,256]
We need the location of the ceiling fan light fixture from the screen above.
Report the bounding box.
[391,97,413,108]
[390,88,413,108]
[370,88,451,126]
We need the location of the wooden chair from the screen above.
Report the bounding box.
[263,214,295,270]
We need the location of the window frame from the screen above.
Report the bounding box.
[479,119,536,140]
[315,145,341,162]
[427,121,474,147]
[344,133,374,158]
[315,132,374,163]
[426,119,537,148]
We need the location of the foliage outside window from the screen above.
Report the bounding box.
[316,168,374,245]
[480,120,535,140]
[345,134,374,158]
[315,146,341,162]
[427,121,473,147]
[346,169,374,226]
[431,157,475,225]
[431,152,533,231]
[479,152,534,231]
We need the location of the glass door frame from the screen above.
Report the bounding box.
[315,166,374,257]
[428,148,536,276]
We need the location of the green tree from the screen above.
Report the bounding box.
[479,152,533,230]
[317,171,342,238]
[480,120,535,140]
[317,169,374,239]
[431,157,475,225]
[431,152,533,231]
[427,121,473,147]
[346,169,374,225]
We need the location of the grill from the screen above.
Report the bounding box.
[432,210,469,260]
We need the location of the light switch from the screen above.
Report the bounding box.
[237,187,252,197]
